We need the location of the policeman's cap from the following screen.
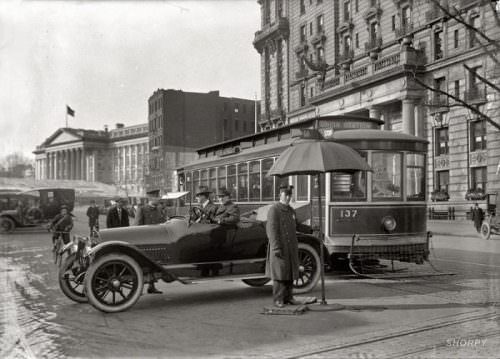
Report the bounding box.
[196,186,212,197]
[218,188,231,197]
[279,185,294,195]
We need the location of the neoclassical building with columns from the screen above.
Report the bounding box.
[34,123,149,196]
[254,0,500,207]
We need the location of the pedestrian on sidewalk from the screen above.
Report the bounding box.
[86,200,100,237]
[471,202,484,233]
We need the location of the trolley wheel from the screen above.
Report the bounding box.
[242,278,271,287]
[293,242,321,294]
[59,254,88,303]
[0,217,15,233]
[84,254,144,313]
[481,222,491,240]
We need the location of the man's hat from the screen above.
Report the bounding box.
[60,204,68,210]
[196,186,212,197]
[218,188,231,197]
[279,184,294,195]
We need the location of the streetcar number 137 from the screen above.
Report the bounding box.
[339,209,358,218]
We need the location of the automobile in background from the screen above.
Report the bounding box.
[57,202,321,313]
[0,188,75,233]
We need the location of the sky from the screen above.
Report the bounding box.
[0,0,261,159]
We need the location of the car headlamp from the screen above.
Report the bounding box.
[382,216,397,233]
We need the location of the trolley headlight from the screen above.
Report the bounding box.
[382,216,397,233]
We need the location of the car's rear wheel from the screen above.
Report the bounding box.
[0,217,15,233]
[242,278,270,287]
[481,222,491,240]
[84,254,143,313]
[293,242,321,294]
[59,254,87,303]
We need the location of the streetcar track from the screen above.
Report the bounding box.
[289,311,499,359]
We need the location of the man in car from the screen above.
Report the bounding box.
[265,185,301,308]
[214,188,240,225]
[106,198,130,228]
[193,186,218,224]
[86,200,100,236]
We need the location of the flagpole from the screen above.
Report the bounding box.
[65,111,68,128]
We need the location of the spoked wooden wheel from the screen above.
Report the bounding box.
[0,217,15,233]
[481,222,491,240]
[84,254,143,313]
[293,242,320,294]
[59,254,87,303]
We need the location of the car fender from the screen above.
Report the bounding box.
[87,241,176,282]
[296,233,329,264]
[0,212,21,225]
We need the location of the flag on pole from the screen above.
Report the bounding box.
[66,105,75,117]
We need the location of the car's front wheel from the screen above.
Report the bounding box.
[293,242,321,294]
[59,254,87,303]
[481,222,491,240]
[84,254,144,313]
[0,217,15,233]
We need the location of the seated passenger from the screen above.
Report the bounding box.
[214,188,240,226]
[194,186,218,224]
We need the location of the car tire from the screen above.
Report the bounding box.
[84,254,144,313]
[0,217,15,233]
[59,254,88,303]
[242,278,271,287]
[293,242,321,294]
[481,222,491,240]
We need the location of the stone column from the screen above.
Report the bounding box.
[402,99,415,135]
[76,149,81,180]
[72,149,77,179]
[54,152,59,179]
[415,103,425,138]
[81,149,87,181]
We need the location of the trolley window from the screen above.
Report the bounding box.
[372,152,402,200]
[295,175,309,201]
[193,170,200,194]
[218,166,226,193]
[200,169,208,188]
[238,162,249,202]
[227,165,237,199]
[185,171,192,194]
[262,158,274,201]
[249,160,261,201]
[331,171,367,202]
[406,153,425,201]
[209,168,217,194]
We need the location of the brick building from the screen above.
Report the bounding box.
[253,0,500,211]
[146,89,258,194]
[34,123,149,196]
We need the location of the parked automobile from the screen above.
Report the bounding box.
[0,188,75,233]
[57,209,321,313]
[481,192,500,239]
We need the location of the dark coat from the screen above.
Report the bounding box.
[199,201,218,224]
[86,205,100,226]
[106,206,130,228]
[50,213,74,244]
[214,201,240,225]
[265,202,299,281]
[134,205,165,225]
[472,207,484,229]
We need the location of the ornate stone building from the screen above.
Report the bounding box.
[254,0,500,209]
[34,123,149,196]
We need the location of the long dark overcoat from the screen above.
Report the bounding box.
[214,201,240,225]
[106,206,130,228]
[265,202,299,281]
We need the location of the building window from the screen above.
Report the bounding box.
[317,0,323,4]
[468,65,482,89]
[454,29,459,48]
[392,15,396,31]
[317,15,324,33]
[436,127,449,156]
[277,0,283,17]
[454,80,460,98]
[436,170,449,193]
[434,29,443,60]
[344,0,350,21]
[355,0,358,12]
[235,119,239,131]
[471,119,487,151]
[300,25,307,42]
[471,167,487,191]
[434,76,446,105]
[369,21,378,42]
[300,0,305,15]
[470,15,479,48]
[264,0,271,24]
[355,33,359,48]
[309,22,313,36]
[401,6,411,28]
[344,35,352,55]
[223,102,228,111]
[310,87,314,98]
[316,46,324,62]
[300,84,306,107]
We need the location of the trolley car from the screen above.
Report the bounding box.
[177,115,430,269]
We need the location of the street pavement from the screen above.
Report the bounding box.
[0,209,499,358]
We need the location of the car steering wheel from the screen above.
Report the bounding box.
[189,207,203,224]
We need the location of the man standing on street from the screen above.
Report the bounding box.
[134,198,165,226]
[472,202,485,233]
[214,188,240,225]
[86,200,100,236]
[265,185,300,308]
[106,198,129,228]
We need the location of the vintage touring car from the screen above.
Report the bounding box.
[58,207,321,313]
